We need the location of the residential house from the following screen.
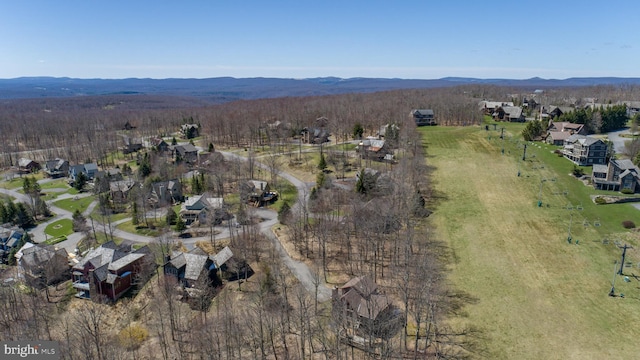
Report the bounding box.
[44,158,69,178]
[411,109,436,126]
[122,121,136,130]
[240,180,277,206]
[542,105,574,119]
[180,192,226,225]
[175,144,199,164]
[562,135,608,166]
[71,241,153,302]
[15,243,69,288]
[478,101,514,116]
[377,123,399,139]
[619,101,640,118]
[163,246,234,293]
[332,275,397,336]
[181,123,200,139]
[17,158,40,173]
[148,179,182,207]
[592,159,640,192]
[300,127,330,144]
[69,163,99,181]
[502,106,525,122]
[149,137,170,152]
[545,121,587,145]
[109,179,138,205]
[0,226,24,264]
[122,136,143,154]
[357,138,393,161]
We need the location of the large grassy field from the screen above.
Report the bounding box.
[422,124,640,359]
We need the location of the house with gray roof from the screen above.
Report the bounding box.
[71,241,152,302]
[0,226,24,264]
[592,159,640,192]
[148,179,182,207]
[44,158,69,178]
[163,246,234,293]
[180,192,227,225]
[332,275,399,337]
[562,135,608,166]
[357,138,393,161]
[174,144,199,164]
[17,158,40,174]
[411,109,436,126]
[16,243,69,288]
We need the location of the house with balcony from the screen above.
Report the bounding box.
[562,134,607,166]
[592,159,640,192]
[411,109,436,126]
[71,241,153,302]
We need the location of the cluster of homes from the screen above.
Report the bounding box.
[479,99,640,123]
[10,237,240,303]
[541,120,640,193]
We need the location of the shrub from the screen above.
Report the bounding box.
[622,220,636,229]
[118,324,149,350]
[572,166,585,177]
[621,188,634,194]
[594,196,607,205]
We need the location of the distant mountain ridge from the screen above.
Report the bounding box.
[1,76,640,101]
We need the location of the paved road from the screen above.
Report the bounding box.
[3,154,333,302]
[606,128,631,154]
[220,151,331,301]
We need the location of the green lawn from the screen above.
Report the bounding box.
[44,218,73,238]
[422,124,640,359]
[53,196,95,214]
[116,220,161,237]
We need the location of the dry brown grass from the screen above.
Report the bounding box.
[424,125,640,359]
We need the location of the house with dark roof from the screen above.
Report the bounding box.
[109,179,138,205]
[332,275,398,337]
[174,144,199,164]
[0,226,24,264]
[122,136,143,154]
[163,246,233,293]
[592,159,640,192]
[180,192,227,225]
[17,158,40,174]
[149,137,170,152]
[300,127,330,144]
[562,135,608,166]
[16,243,69,288]
[148,179,182,207]
[181,123,200,139]
[240,180,277,206]
[44,158,69,178]
[71,241,153,302]
[69,163,99,181]
[411,109,436,126]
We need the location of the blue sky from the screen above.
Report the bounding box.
[1,1,638,80]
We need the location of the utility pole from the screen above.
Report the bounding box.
[617,244,633,275]
[522,143,527,161]
[609,261,617,296]
[567,213,573,243]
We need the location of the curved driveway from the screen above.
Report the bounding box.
[1,154,331,302]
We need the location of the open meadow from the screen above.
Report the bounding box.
[422,124,640,359]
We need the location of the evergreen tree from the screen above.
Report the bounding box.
[131,202,139,226]
[74,172,88,191]
[174,216,187,233]
[317,152,327,171]
[277,201,291,225]
[165,208,177,226]
[353,122,364,139]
